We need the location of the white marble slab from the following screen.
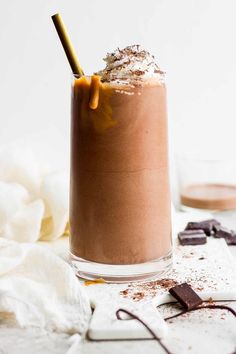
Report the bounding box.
[86,238,236,340]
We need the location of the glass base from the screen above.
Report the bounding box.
[70,250,172,283]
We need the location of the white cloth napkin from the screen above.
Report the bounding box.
[0,132,69,242]
[0,237,91,334]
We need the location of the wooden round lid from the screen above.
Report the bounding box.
[181,184,236,210]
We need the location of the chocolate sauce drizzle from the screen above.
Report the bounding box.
[164,303,236,321]
[116,308,171,354]
[116,303,236,354]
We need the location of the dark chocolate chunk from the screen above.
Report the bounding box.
[178,230,207,246]
[185,219,220,236]
[213,224,233,239]
[225,235,236,245]
[169,282,203,310]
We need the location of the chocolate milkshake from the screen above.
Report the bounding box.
[70,45,172,281]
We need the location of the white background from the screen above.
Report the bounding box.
[0,0,236,162]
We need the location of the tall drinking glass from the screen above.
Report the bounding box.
[70,75,172,282]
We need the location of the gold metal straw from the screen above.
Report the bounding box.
[51,13,84,77]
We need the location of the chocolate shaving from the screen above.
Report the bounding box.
[132,292,145,301]
[120,278,178,301]
[132,70,145,76]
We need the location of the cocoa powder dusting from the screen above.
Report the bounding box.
[132,292,145,301]
[120,278,178,301]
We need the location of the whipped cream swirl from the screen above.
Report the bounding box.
[96,45,165,85]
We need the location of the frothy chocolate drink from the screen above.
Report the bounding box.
[70,45,171,265]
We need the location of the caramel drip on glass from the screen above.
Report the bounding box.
[89,75,101,110]
[74,76,116,133]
